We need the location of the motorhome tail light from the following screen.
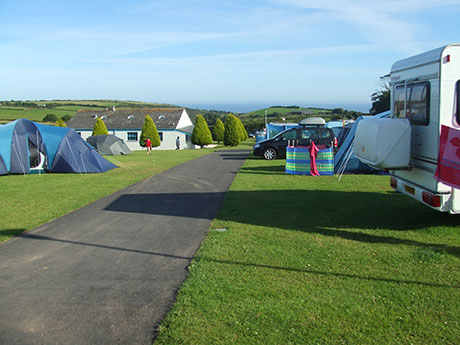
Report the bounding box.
[447,54,451,63]
[390,177,397,189]
[422,191,441,208]
[334,137,338,148]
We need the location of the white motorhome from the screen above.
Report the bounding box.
[354,44,460,213]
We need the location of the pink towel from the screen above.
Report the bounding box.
[309,141,320,176]
[434,125,460,189]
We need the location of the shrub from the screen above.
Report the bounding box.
[92,118,109,136]
[140,115,161,147]
[42,114,58,122]
[55,119,67,127]
[61,114,72,122]
[213,118,225,143]
[224,114,241,147]
[191,114,213,148]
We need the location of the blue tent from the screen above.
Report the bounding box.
[266,123,300,139]
[0,119,117,175]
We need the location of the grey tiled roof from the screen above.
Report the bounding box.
[67,108,185,131]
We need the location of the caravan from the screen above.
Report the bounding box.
[354,44,460,214]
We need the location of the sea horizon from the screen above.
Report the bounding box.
[176,101,372,114]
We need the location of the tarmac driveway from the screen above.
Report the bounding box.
[0,149,250,345]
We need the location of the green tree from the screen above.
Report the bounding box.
[213,118,225,143]
[61,114,72,122]
[42,114,58,122]
[370,78,390,114]
[370,89,390,114]
[191,114,213,148]
[224,114,241,147]
[140,115,161,147]
[203,112,221,126]
[92,118,109,136]
[55,119,67,127]
[235,116,248,141]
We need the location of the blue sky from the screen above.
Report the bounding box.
[1,0,460,110]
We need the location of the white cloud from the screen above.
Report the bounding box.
[110,43,383,66]
[273,0,460,53]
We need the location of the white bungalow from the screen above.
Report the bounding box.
[67,108,195,151]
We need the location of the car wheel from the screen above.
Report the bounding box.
[263,147,277,160]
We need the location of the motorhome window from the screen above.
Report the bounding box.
[407,82,430,125]
[394,85,406,118]
[394,82,430,125]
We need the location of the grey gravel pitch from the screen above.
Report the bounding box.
[0,149,250,345]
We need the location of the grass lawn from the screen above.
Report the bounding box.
[154,156,460,345]
[0,149,215,242]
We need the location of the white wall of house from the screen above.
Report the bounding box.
[77,130,93,142]
[177,109,194,129]
[76,129,194,151]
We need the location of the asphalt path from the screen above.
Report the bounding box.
[0,149,250,345]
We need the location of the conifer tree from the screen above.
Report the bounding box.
[191,114,213,148]
[224,114,241,147]
[213,118,225,143]
[92,118,109,136]
[236,116,248,141]
[140,115,161,147]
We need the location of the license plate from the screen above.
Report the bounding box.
[405,185,415,195]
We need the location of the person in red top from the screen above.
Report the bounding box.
[146,138,152,155]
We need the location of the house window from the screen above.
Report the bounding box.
[394,82,430,126]
[127,132,138,141]
[158,132,163,141]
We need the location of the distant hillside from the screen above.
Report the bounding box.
[0,100,364,133]
[0,99,229,124]
[239,105,364,133]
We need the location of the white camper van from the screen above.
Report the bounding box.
[354,44,460,214]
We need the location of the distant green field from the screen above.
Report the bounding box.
[245,106,328,118]
[0,105,98,122]
[32,99,172,108]
[0,100,178,123]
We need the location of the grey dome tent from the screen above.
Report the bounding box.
[86,135,131,155]
[0,119,117,175]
